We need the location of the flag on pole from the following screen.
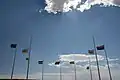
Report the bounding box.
[26,58,29,60]
[70,61,75,64]
[88,49,94,54]
[55,61,60,65]
[38,60,44,80]
[22,49,29,53]
[10,44,17,79]
[10,44,17,48]
[96,45,104,50]
[92,36,101,80]
[38,60,43,64]
[55,61,61,80]
[70,61,76,80]
[86,66,89,70]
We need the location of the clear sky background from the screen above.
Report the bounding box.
[0,0,120,80]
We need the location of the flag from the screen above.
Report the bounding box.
[70,61,75,64]
[10,44,17,48]
[55,61,60,65]
[86,66,89,70]
[88,49,94,54]
[96,45,104,50]
[22,49,29,53]
[26,58,29,60]
[38,60,43,64]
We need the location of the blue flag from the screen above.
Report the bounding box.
[97,45,104,50]
[38,60,43,64]
[10,44,17,48]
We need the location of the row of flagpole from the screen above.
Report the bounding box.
[10,36,112,80]
[86,36,112,80]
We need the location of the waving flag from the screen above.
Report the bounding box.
[26,58,29,60]
[55,61,60,65]
[10,44,17,48]
[38,60,43,64]
[70,61,75,64]
[96,45,104,50]
[88,49,94,54]
[86,66,89,70]
[22,48,29,53]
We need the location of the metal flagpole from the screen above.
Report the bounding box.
[74,63,76,80]
[92,36,101,80]
[60,64,62,80]
[104,46,112,80]
[42,61,44,80]
[26,36,32,80]
[11,46,17,79]
[55,61,61,80]
[88,56,93,80]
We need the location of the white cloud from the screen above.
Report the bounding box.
[108,58,119,61]
[44,0,120,14]
[59,54,104,62]
[48,54,120,69]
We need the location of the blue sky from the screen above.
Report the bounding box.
[0,0,120,79]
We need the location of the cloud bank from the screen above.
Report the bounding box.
[48,54,120,69]
[44,0,120,14]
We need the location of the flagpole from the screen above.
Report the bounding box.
[74,63,76,80]
[26,36,32,80]
[88,56,93,80]
[60,64,62,80]
[11,47,17,79]
[42,61,44,80]
[92,36,101,80]
[55,61,61,80]
[104,46,112,80]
